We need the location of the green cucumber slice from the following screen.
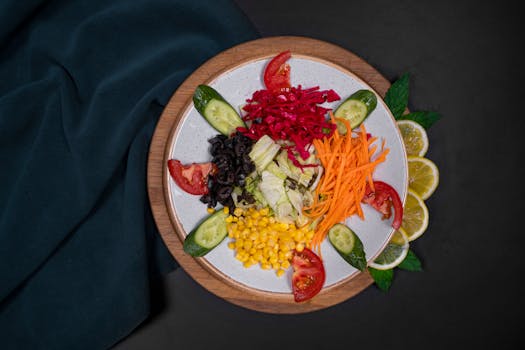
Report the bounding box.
[328,223,367,271]
[193,84,245,136]
[183,210,229,257]
[334,89,377,134]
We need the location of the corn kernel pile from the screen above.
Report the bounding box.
[226,207,314,277]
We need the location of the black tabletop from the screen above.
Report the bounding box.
[115,1,522,349]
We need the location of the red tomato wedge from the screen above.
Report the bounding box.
[167,159,216,195]
[362,180,403,230]
[291,248,326,302]
[263,50,291,92]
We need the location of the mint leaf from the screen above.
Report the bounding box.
[398,250,423,271]
[384,73,409,119]
[368,267,394,292]
[398,111,442,129]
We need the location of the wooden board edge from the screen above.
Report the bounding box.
[147,36,395,313]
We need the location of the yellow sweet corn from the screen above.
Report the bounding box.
[226,207,314,277]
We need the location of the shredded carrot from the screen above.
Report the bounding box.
[304,113,389,255]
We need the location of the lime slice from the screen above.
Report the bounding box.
[397,120,429,157]
[408,156,439,200]
[369,228,409,270]
[402,190,429,241]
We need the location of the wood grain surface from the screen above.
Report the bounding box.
[147,36,393,313]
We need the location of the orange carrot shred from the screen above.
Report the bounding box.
[304,113,389,255]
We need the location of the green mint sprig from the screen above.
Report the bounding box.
[368,73,438,291]
[385,73,442,129]
[369,249,423,292]
[398,250,423,272]
[368,267,394,292]
[384,72,409,119]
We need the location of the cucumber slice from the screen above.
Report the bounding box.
[328,223,367,271]
[334,89,377,134]
[183,209,229,257]
[193,85,246,136]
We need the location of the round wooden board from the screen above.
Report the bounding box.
[148,36,394,314]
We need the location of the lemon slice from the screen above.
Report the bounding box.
[402,190,429,241]
[397,120,429,157]
[369,228,410,270]
[407,156,439,200]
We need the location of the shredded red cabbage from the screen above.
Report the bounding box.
[237,85,340,168]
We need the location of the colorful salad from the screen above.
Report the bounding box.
[167,51,403,302]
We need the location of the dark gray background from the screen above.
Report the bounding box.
[115,1,523,349]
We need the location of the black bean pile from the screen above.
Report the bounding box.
[200,132,256,209]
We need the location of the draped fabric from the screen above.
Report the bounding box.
[0,1,258,348]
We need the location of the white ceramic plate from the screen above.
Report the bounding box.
[167,55,407,293]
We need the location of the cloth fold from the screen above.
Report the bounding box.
[0,0,258,348]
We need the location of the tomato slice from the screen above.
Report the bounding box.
[362,180,403,230]
[263,50,292,92]
[167,159,216,195]
[291,248,326,302]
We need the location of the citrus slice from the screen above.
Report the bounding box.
[397,120,429,157]
[402,190,429,241]
[369,228,410,270]
[407,156,439,200]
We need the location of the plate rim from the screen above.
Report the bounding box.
[148,36,407,313]
[164,54,405,294]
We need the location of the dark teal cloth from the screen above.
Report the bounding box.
[0,0,258,348]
